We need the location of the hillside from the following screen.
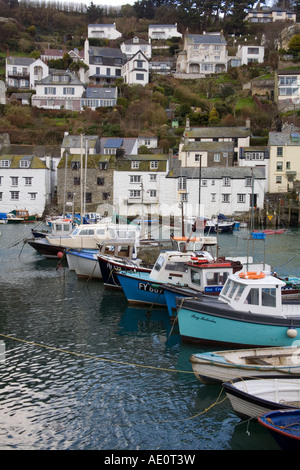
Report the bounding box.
[1,0,300,148]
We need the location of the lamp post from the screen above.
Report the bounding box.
[198,154,202,218]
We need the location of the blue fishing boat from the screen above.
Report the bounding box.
[177,271,300,347]
[116,251,214,307]
[258,409,300,450]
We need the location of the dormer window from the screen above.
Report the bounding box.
[1,160,11,168]
[20,160,30,168]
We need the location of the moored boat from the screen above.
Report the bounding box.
[116,250,215,307]
[223,375,300,420]
[177,270,300,347]
[258,409,300,449]
[190,345,300,384]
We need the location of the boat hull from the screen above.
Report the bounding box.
[117,271,166,306]
[177,297,300,347]
[98,255,151,289]
[27,238,65,259]
[258,410,300,450]
[66,250,101,279]
[190,346,300,384]
[223,375,300,420]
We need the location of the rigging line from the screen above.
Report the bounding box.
[0,333,195,375]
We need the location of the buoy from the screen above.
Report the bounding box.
[57,251,63,258]
[287,327,298,338]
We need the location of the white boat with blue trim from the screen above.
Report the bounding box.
[177,270,300,347]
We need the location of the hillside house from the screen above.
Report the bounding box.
[5,57,48,89]
[275,69,300,111]
[179,119,251,165]
[120,37,152,59]
[268,131,300,193]
[245,5,296,23]
[122,51,149,86]
[84,40,127,85]
[148,24,182,40]
[31,70,85,111]
[175,32,227,77]
[235,44,265,65]
[81,86,118,110]
[88,23,122,40]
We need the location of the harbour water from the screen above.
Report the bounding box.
[0,223,300,451]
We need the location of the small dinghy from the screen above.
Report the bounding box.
[258,409,300,450]
[190,345,300,384]
[223,375,300,420]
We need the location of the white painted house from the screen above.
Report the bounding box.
[122,51,149,86]
[235,44,265,65]
[31,70,85,111]
[88,23,122,40]
[120,36,152,59]
[148,24,182,40]
[5,57,49,89]
[84,40,127,85]
[175,32,228,77]
[163,166,266,218]
[0,154,51,217]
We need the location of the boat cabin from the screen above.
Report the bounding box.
[219,272,287,315]
[50,219,74,236]
[186,258,242,294]
[171,236,217,255]
[149,250,214,284]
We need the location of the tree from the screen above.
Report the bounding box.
[86,2,103,23]
[288,33,300,54]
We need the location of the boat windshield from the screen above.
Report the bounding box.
[191,269,201,286]
[153,255,165,272]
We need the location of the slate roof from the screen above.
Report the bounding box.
[0,154,48,169]
[85,87,117,99]
[181,141,234,152]
[167,166,265,179]
[184,126,250,139]
[6,57,35,66]
[185,33,227,45]
[268,132,300,146]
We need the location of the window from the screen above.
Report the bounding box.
[130,175,141,183]
[136,73,144,81]
[286,162,291,169]
[214,153,220,162]
[74,177,80,185]
[276,161,283,171]
[10,191,19,200]
[195,154,202,162]
[237,193,246,203]
[0,192,2,200]
[276,176,282,184]
[222,194,230,203]
[245,288,259,305]
[24,177,33,185]
[71,161,80,170]
[262,288,276,307]
[245,177,252,187]
[1,160,10,167]
[211,193,216,202]
[11,177,18,186]
[44,87,56,95]
[149,174,157,181]
[63,87,75,95]
[131,161,139,169]
[99,162,108,170]
[29,192,37,200]
[97,177,105,185]
[149,190,157,197]
[20,160,30,168]
[201,179,207,186]
[150,161,158,169]
[248,47,259,54]
[191,270,201,286]
[85,193,92,203]
[129,190,141,198]
[223,177,231,186]
[277,147,283,157]
[178,177,187,190]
